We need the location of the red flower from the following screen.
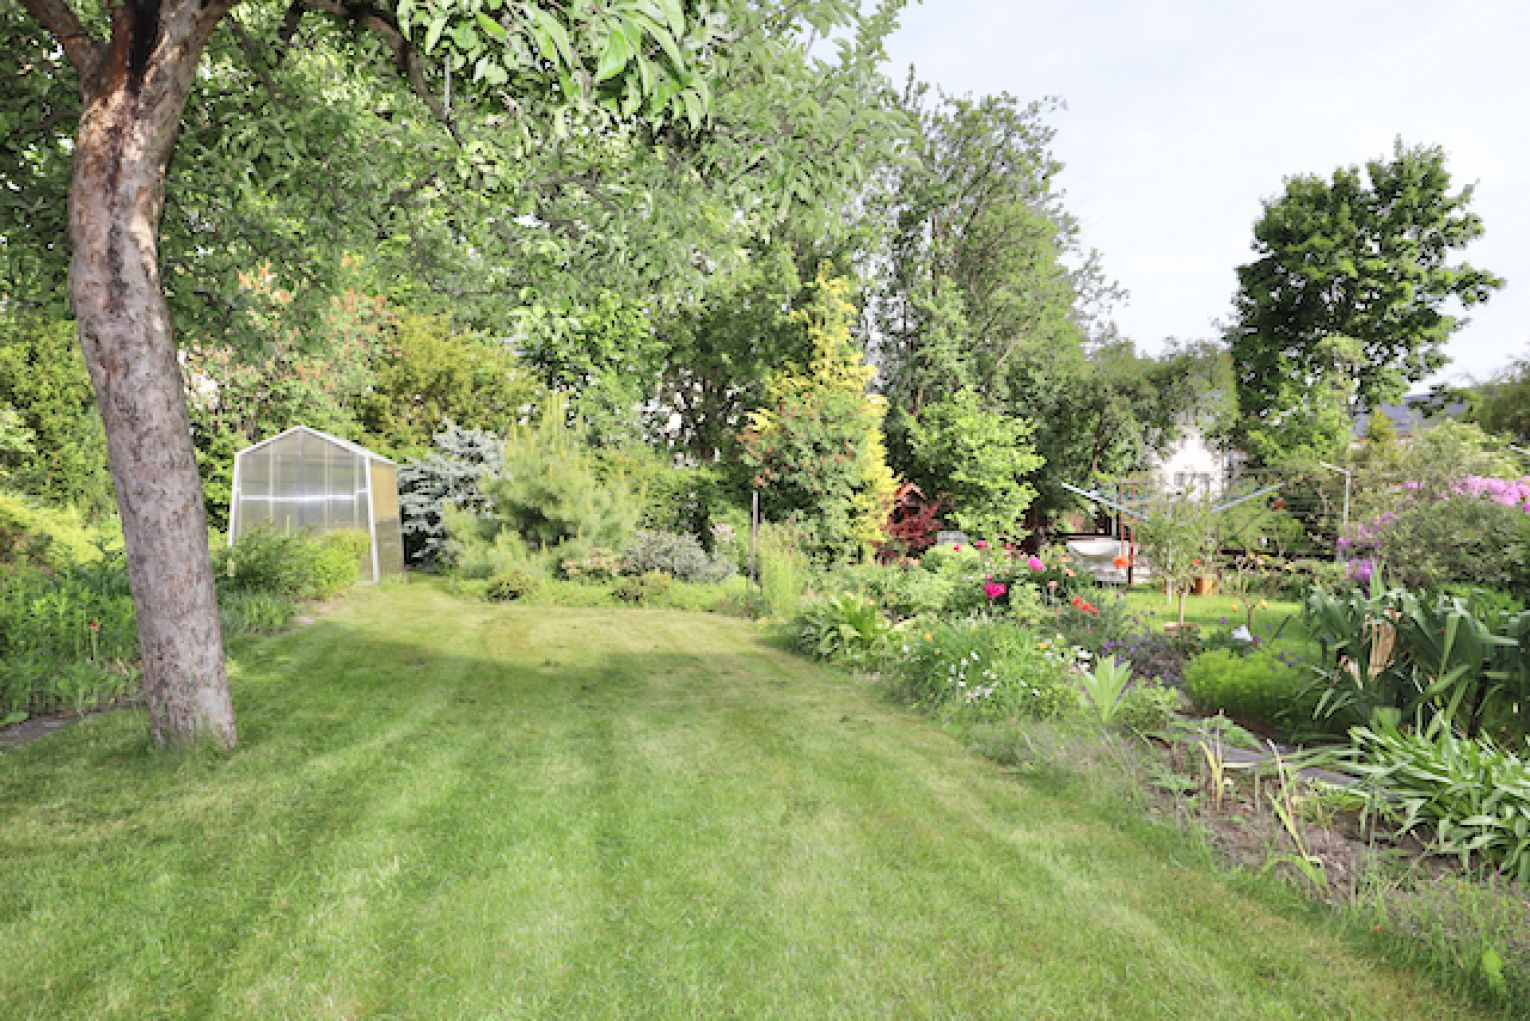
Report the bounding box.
[88,620,100,632]
[1112,555,1130,569]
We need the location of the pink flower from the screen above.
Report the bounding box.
[952,544,962,552]
[984,582,1007,600]
[1027,556,1045,572]
[974,539,987,550]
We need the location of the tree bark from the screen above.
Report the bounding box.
[67,0,238,749]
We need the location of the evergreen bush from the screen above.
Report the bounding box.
[622,530,736,583]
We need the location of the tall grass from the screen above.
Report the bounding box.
[757,522,809,620]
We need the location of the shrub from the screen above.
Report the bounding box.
[485,569,541,602]
[1116,682,1183,734]
[214,528,366,600]
[444,512,537,579]
[1183,648,1312,734]
[559,547,624,582]
[1343,494,1530,593]
[892,620,1081,722]
[819,561,954,622]
[611,571,672,605]
[622,530,736,583]
[0,491,107,571]
[877,481,944,562]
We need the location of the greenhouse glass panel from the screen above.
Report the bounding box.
[228,426,405,583]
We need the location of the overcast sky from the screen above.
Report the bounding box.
[882,0,1530,388]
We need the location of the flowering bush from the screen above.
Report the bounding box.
[1455,475,1530,512]
[1340,485,1530,593]
[889,620,1081,722]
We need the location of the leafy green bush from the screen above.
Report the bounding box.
[1184,648,1312,734]
[1339,721,1530,883]
[793,596,894,664]
[214,528,366,600]
[1116,682,1183,734]
[485,569,541,602]
[1371,495,1530,593]
[819,561,955,621]
[0,491,109,571]
[892,620,1080,722]
[622,530,736,583]
[611,571,672,605]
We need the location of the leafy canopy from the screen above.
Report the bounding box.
[1230,140,1502,456]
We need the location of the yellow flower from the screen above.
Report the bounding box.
[1038,641,1049,650]
[922,632,933,642]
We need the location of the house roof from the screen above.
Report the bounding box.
[1351,395,1468,440]
[234,425,395,464]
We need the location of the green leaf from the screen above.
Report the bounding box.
[595,27,632,83]
[476,13,508,44]
[531,8,576,68]
[452,23,481,54]
[423,17,446,54]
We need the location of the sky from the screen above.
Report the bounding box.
[881,0,1530,389]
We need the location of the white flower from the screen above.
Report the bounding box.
[1231,625,1254,643]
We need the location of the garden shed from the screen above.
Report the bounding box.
[228,426,405,582]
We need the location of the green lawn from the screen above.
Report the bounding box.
[1118,587,1311,647]
[0,583,1493,1019]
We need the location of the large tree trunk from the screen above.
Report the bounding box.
[68,1,237,749]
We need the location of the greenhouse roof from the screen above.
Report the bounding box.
[235,425,395,464]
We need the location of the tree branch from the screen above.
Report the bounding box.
[19,0,102,81]
[225,16,283,108]
[298,0,460,144]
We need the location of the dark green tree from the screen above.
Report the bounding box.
[1470,349,1530,444]
[1230,141,1502,459]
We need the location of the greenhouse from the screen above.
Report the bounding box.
[227,426,405,582]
